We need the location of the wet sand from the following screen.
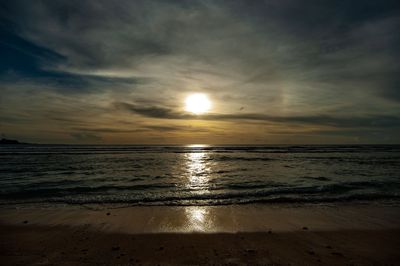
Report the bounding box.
[1,204,399,265]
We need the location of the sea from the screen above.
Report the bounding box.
[0,145,399,207]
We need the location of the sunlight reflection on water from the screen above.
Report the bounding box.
[184,150,213,231]
[185,151,210,192]
[184,206,211,231]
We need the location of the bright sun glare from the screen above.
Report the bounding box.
[185,93,211,114]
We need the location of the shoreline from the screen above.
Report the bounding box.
[1,203,400,233]
[1,203,399,265]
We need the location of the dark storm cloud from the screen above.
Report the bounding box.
[71,127,143,133]
[115,102,190,120]
[144,125,211,132]
[71,125,210,135]
[144,125,189,132]
[117,102,400,129]
[71,125,187,133]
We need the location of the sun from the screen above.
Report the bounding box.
[185,93,211,114]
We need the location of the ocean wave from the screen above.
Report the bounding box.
[2,144,400,207]
[208,156,274,162]
[301,176,331,181]
[1,180,398,204]
[1,192,399,207]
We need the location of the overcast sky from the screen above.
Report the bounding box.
[1,0,399,144]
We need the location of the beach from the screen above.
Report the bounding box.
[1,145,400,264]
[1,204,399,265]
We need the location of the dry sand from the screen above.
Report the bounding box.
[0,204,399,265]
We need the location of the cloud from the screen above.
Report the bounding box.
[115,102,189,120]
[144,125,210,132]
[70,127,144,133]
[71,125,208,133]
[70,132,102,141]
[117,102,400,129]
[1,0,400,143]
[1,1,398,108]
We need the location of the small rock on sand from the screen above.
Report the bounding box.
[245,249,257,254]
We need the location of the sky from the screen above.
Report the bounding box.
[0,0,400,144]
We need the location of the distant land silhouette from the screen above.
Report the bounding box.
[0,138,30,145]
